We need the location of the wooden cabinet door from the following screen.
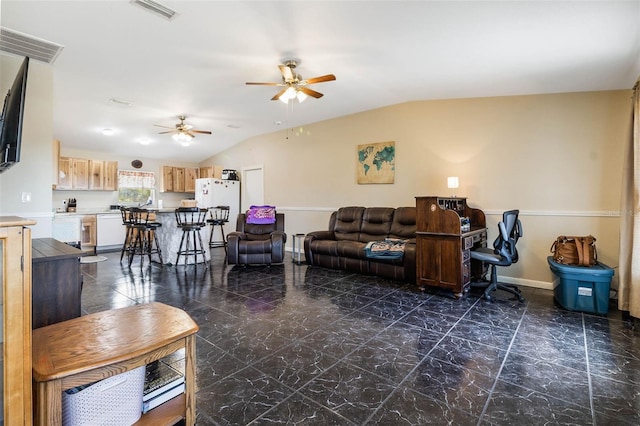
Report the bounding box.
[58,157,73,189]
[72,158,89,190]
[88,160,104,190]
[162,166,174,192]
[103,161,118,191]
[199,166,213,179]
[185,167,198,192]
[174,167,186,192]
[81,215,97,249]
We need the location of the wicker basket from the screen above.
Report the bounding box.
[62,366,145,426]
[180,199,197,207]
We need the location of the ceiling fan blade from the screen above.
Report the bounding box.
[278,64,294,82]
[246,82,281,86]
[192,130,212,135]
[154,124,175,129]
[298,86,324,99]
[271,87,288,101]
[302,74,336,85]
[157,130,177,134]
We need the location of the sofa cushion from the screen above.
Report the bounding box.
[333,206,364,241]
[359,207,395,242]
[389,207,417,240]
[336,240,367,258]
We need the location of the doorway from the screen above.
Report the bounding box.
[241,165,264,211]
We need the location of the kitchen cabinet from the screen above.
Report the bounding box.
[162,165,196,193]
[162,165,175,192]
[72,158,90,190]
[56,157,118,191]
[103,160,118,190]
[174,167,186,192]
[185,167,198,192]
[57,156,73,189]
[57,157,89,190]
[88,159,104,190]
[81,214,97,251]
[199,165,223,179]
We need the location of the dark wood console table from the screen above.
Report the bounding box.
[32,238,83,328]
[415,196,487,296]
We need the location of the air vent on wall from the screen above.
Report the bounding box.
[130,0,177,20]
[0,27,64,64]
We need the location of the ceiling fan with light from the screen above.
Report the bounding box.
[246,60,336,103]
[154,116,212,146]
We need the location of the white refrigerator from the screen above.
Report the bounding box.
[195,178,241,237]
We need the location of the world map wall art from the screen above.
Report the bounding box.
[357,141,396,184]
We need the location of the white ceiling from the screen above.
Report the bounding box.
[2,1,639,163]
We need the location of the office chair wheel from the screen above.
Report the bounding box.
[517,294,525,303]
[485,294,493,302]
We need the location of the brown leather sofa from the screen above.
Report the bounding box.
[304,206,416,282]
[227,213,286,265]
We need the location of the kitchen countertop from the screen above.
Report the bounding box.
[53,208,188,216]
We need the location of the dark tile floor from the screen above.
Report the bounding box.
[79,249,640,425]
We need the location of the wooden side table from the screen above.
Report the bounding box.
[32,302,199,426]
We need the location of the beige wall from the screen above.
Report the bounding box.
[0,55,54,237]
[203,91,631,289]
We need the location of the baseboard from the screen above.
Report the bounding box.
[499,276,554,291]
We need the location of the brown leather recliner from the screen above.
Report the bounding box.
[227,213,286,265]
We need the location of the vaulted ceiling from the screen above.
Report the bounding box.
[2,1,639,162]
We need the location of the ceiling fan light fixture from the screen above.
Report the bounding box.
[279,87,297,104]
[296,90,308,103]
[172,131,193,145]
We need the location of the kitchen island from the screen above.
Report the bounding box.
[153,210,211,266]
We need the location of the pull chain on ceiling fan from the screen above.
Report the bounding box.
[154,116,212,146]
[246,60,336,103]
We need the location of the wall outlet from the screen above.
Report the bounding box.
[21,192,32,203]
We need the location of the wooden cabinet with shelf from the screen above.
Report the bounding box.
[415,196,487,296]
[81,215,97,251]
[32,302,198,425]
[1,216,36,425]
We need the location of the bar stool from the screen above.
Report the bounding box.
[207,206,230,253]
[175,207,209,268]
[128,207,164,267]
[119,207,134,262]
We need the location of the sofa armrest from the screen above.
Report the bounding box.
[303,230,336,264]
[226,232,246,264]
[402,240,416,283]
[269,231,286,263]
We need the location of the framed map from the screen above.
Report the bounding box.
[357,141,395,184]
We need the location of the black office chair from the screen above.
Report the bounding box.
[470,209,524,302]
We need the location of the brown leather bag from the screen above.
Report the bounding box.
[550,235,597,266]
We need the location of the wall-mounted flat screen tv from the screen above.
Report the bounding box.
[0,56,29,174]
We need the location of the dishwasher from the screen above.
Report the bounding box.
[96,214,126,251]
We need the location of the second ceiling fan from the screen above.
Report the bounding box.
[154,116,211,145]
[246,60,336,103]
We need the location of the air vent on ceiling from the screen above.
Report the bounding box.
[0,27,64,64]
[130,0,177,20]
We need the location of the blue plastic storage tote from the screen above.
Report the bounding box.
[547,256,614,315]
